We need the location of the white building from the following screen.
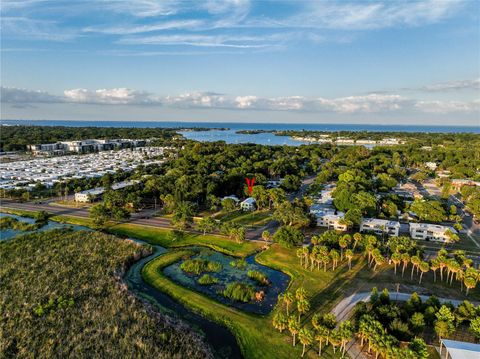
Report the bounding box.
[74,180,140,202]
[360,218,400,237]
[28,139,146,156]
[317,213,347,231]
[409,223,457,242]
[240,197,256,211]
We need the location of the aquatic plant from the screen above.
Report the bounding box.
[223,282,255,302]
[247,270,270,286]
[198,274,219,286]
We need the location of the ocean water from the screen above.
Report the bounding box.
[2,119,478,146]
[2,119,479,133]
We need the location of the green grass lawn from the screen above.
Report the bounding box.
[215,210,273,227]
[106,223,263,257]
[142,249,342,359]
[0,207,39,218]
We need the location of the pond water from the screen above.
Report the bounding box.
[163,246,290,315]
[0,213,91,241]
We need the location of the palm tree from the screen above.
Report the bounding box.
[418,261,429,284]
[272,312,288,333]
[339,320,354,356]
[401,253,410,278]
[353,232,362,250]
[345,249,354,270]
[365,244,375,264]
[391,252,401,275]
[330,249,340,270]
[296,248,305,267]
[288,315,300,346]
[464,276,476,295]
[298,327,313,357]
[314,325,329,356]
[279,291,295,316]
[339,235,349,260]
[321,255,330,272]
[297,299,310,320]
[302,246,309,268]
[295,287,307,302]
[438,256,447,282]
[329,329,342,354]
[430,258,440,282]
[372,254,384,272]
[410,255,421,280]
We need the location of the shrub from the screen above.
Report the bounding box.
[198,274,218,286]
[223,282,255,302]
[180,258,222,275]
[272,226,304,248]
[230,258,247,270]
[247,270,270,285]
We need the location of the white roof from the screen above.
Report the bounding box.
[361,218,400,228]
[442,339,480,359]
[410,222,457,234]
[241,197,256,205]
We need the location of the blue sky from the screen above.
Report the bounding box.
[1,0,479,125]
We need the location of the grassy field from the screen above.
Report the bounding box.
[107,223,263,257]
[142,249,342,359]
[215,210,273,227]
[0,207,39,218]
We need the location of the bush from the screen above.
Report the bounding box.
[272,226,304,248]
[230,258,247,270]
[180,258,222,275]
[198,274,218,286]
[223,282,255,302]
[0,216,37,231]
[247,270,270,286]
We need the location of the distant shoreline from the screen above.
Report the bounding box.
[1,119,479,133]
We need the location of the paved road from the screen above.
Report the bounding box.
[1,199,268,241]
[1,173,317,242]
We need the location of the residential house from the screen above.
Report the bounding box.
[409,223,457,242]
[360,218,400,237]
[240,197,256,211]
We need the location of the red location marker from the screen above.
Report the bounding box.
[245,177,255,194]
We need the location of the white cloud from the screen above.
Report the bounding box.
[1,16,77,41]
[283,0,464,30]
[83,20,204,35]
[1,87,60,103]
[415,99,480,113]
[2,86,478,115]
[118,33,275,48]
[63,88,159,105]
